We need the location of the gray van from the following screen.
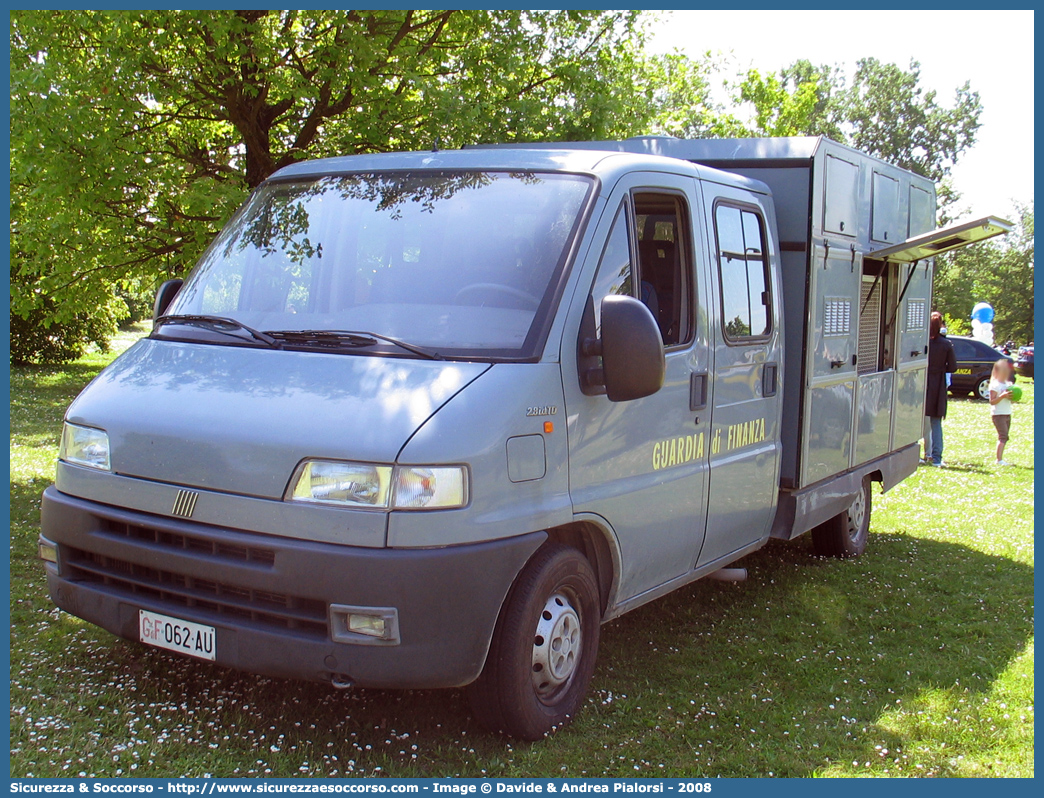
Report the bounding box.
[40,139,1008,739]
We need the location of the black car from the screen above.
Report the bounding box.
[1014,345,1034,379]
[948,335,1013,400]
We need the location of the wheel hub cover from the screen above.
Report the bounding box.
[531,592,582,697]
[848,490,866,535]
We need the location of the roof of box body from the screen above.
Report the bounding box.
[267,147,770,195]
[479,136,929,179]
[518,135,825,164]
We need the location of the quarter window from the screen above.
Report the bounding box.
[589,203,634,335]
[715,205,771,341]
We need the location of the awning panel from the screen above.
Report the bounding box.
[868,216,1012,263]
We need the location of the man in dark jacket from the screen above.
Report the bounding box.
[923,311,957,466]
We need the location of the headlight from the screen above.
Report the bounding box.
[59,423,110,471]
[393,466,468,510]
[286,460,467,510]
[287,460,392,508]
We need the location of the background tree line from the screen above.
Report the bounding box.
[10,9,1031,363]
[934,203,1034,346]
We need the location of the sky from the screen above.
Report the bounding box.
[647,9,1034,224]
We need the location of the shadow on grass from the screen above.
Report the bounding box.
[587,533,1033,776]
[929,462,993,474]
[10,526,1034,778]
[940,461,1035,475]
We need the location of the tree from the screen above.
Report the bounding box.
[776,59,845,141]
[11,9,660,363]
[637,52,746,139]
[734,66,830,138]
[843,58,982,182]
[933,203,1034,345]
[728,57,982,182]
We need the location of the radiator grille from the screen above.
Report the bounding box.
[100,518,276,566]
[70,520,326,638]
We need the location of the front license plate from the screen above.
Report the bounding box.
[139,609,216,661]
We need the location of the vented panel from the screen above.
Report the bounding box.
[824,297,851,336]
[858,278,882,374]
[907,298,927,331]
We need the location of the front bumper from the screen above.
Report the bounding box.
[41,486,545,688]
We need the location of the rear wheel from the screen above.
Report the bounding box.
[976,376,991,401]
[467,544,601,740]
[812,476,872,558]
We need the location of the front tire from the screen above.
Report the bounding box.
[812,476,872,558]
[467,544,601,740]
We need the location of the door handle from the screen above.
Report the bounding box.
[690,372,708,411]
[762,363,778,396]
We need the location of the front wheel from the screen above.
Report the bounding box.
[466,544,601,740]
[811,476,872,558]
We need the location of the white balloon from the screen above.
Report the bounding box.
[970,318,990,344]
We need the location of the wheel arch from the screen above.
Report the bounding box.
[544,516,620,618]
[471,517,619,682]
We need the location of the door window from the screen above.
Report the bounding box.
[715,204,771,341]
[634,193,691,347]
[590,194,692,347]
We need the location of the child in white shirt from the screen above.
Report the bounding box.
[988,359,1015,466]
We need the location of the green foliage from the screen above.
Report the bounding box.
[638,52,745,139]
[934,203,1034,345]
[843,58,982,183]
[942,313,970,337]
[736,67,825,137]
[10,9,658,363]
[8,298,113,365]
[776,60,846,140]
[725,316,752,338]
[729,57,982,182]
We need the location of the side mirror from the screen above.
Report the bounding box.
[153,278,183,321]
[581,295,665,402]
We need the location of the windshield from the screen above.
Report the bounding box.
[162,170,593,358]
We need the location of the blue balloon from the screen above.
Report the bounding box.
[971,302,994,323]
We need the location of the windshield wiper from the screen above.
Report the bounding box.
[267,329,443,361]
[154,314,283,349]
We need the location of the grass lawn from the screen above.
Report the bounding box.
[9,330,1034,778]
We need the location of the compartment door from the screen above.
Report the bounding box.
[892,260,932,448]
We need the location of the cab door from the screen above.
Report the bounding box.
[564,173,712,603]
[698,183,784,566]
